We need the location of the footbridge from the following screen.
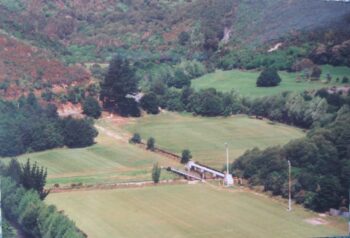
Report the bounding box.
[167,167,202,181]
[186,161,225,179]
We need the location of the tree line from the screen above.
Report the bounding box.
[152,83,350,129]
[0,93,98,157]
[0,160,86,238]
[101,55,350,130]
[232,111,350,212]
[227,88,350,212]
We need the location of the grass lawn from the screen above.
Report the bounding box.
[11,130,178,186]
[192,65,350,97]
[47,184,347,238]
[123,113,305,169]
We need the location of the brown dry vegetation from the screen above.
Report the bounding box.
[0,33,90,99]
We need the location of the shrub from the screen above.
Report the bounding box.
[0,80,10,92]
[178,31,190,45]
[181,149,192,164]
[129,133,141,144]
[140,93,159,114]
[152,163,161,183]
[41,89,54,102]
[83,96,102,119]
[188,89,224,116]
[256,68,282,87]
[61,117,98,148]
[342,76,349,83]
[67,87,85,104]
[167,69,191,89]
[310,66,322,80]
[147,137,155,151]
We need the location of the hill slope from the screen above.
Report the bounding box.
[0,0,349,101]
[0,32,90,100]
[0,0,349,63]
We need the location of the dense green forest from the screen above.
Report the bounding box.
[231,90,350,212]
[0,159,86,238]
[232,111,350,212]
[0,93,98,157]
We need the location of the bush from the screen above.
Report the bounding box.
[41,89,54,102]
[256,68,282,87]
[147,137,155,151]
[152,163,161,183]
[342,76,349,83]
[188,89,224,116]
[83,96,102,119]
[67,87,85,104]
[129,133,141,144]
[181,149,192,164]
[310,66,322,80]
[140,93,159,114]
[167,70,191,89]
[178,31,190,45]
[61,117,98,148]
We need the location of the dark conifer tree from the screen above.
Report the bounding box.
[100,55,140,116]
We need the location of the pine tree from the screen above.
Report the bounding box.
[100,55,140,116]
[19,159,49,200]
[152,163,161,183]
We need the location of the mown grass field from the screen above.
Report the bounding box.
[123,113,305,169]
[192,65,350,97]
[47,184,347,238]
[13,130,178,186]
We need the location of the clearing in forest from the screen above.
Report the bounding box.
[192,65,350,97]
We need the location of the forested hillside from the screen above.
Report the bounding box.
[0,0,348,101]
[0,0,349,64]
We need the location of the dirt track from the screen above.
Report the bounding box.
[50,179,189,193]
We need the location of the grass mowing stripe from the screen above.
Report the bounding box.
[8,133,179,185]
[47,184,347,238]
[123,113,305,169]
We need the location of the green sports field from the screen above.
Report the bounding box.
[192,65,350,97]
[47,184,347,238]
[13,131,178,186]
[123,113,305,169]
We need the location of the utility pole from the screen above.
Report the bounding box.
[224,143,233,187]
[225,143,229,176]
[288,160,292,212]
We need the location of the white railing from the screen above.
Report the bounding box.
[186,161,225,178]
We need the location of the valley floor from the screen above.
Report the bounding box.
[47,183,348,238]
[10,113,304,185]
[122,113,305,169]
[5,112,346,238]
